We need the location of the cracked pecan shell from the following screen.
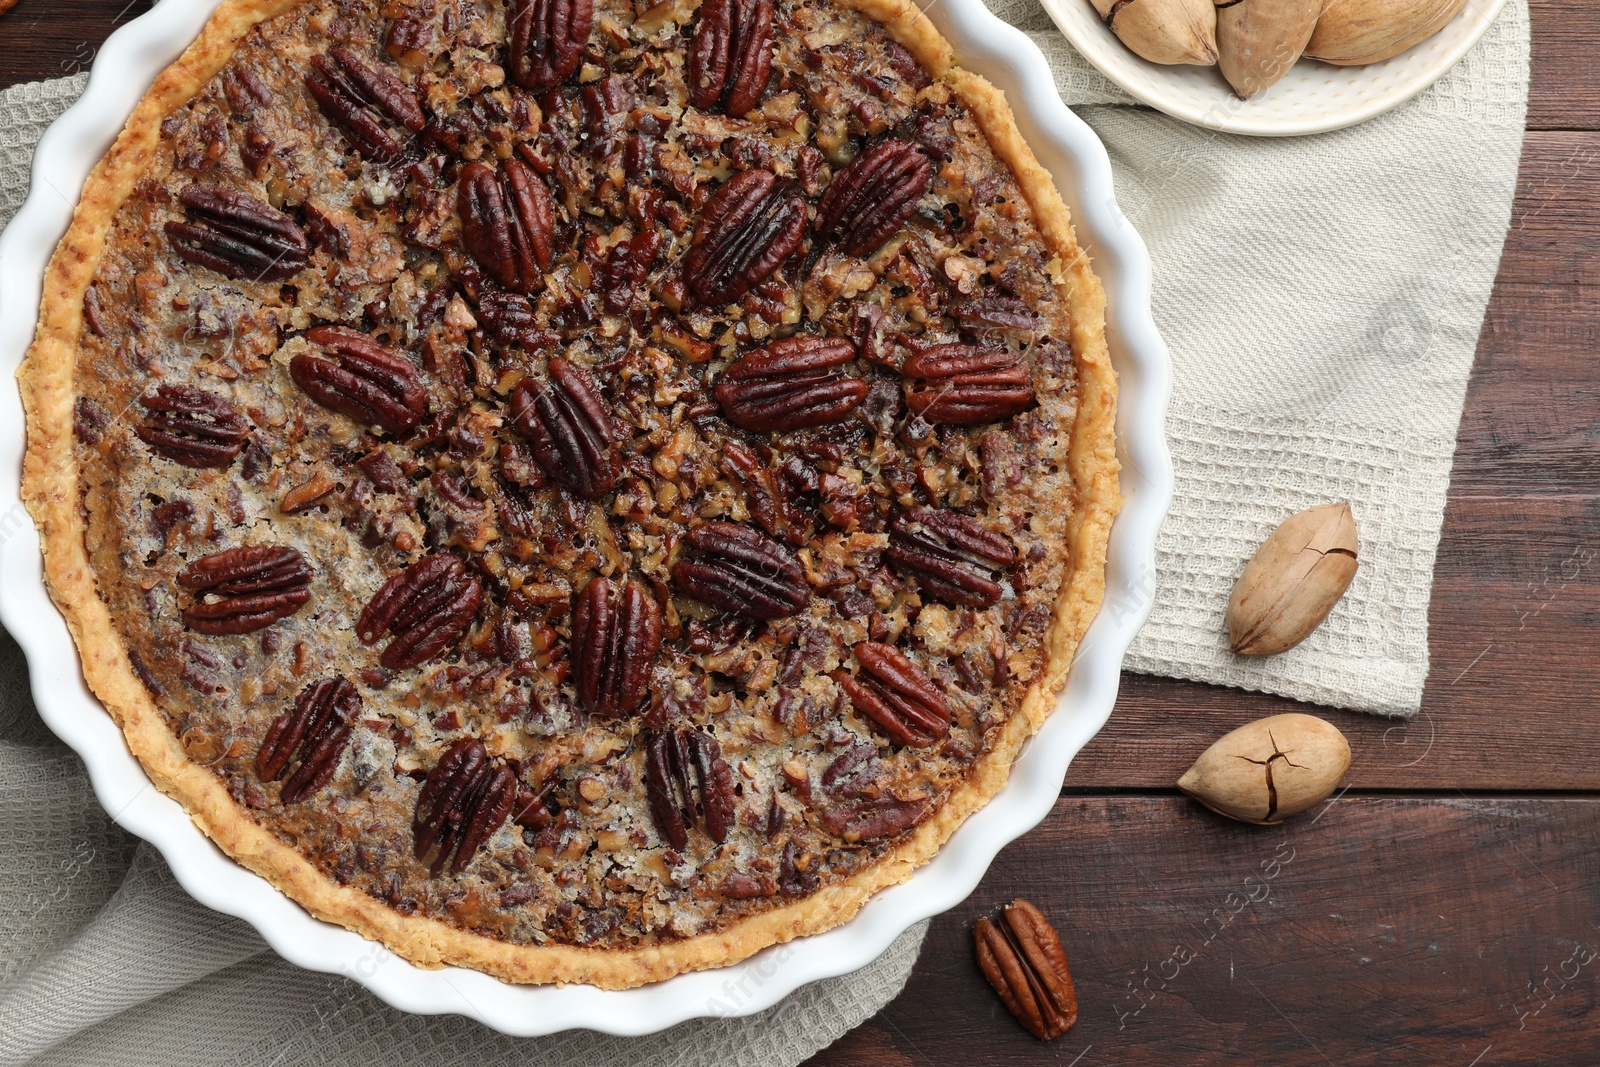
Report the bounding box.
[306,45,426,162]
[507,357,620,499]
[687,0,776,117]
[178,545,312,635]
[507,0,594,93]
[257,677,360,803]
[357,553,483,670]
[886,507,1018,608]
[670,521,809,621]
[572,577,662,719]
[646,725,735,850]
[975,898,1079,1040]
[164,184,308,282]
[458,158,555,296]
[713,336,867,433]
[682,169,807,306]
[414,739,517,875]
[903,343,1036,425]
[815,139,932,257]
[834,641,951,748]
[135,384,251,469]
[290,326,427,436]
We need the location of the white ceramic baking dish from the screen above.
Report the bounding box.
[0,0,1172,1035]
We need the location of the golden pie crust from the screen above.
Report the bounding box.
[20,0,1119,987]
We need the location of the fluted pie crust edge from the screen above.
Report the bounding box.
[20,0,1120,989]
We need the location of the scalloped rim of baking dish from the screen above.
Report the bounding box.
[0,0,1172,1036]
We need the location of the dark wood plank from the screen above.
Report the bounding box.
[0,1,152,87]
[1073,493,1600,791]
[808,796,1600,1065]
[1527,1,1600,131]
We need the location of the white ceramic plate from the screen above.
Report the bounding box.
[0,0,1172,1036]
[1043,0,1510,136]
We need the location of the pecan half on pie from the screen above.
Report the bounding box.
[22,0,1119,988]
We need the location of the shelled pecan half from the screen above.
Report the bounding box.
[290,326,427,435]
[682,168,807,306]
[834,641,951,747]
[951,292,1039,333]
[305,45,426,163]
[821,793,930,842]
[670,521,809,621]
[687,0,776,117]
[719,441,815,546]
[413,738,517,875]
[645,724,735,849]
[507,0,594,93]
[507,357,620,499]
[165,184,308,282]
[571,576,662,718]
[902,343,1035,425]
[458,158,555,295]
[886,507,1017,608]
[815,139,932,257]
[477,290,561,349]
[713,336,867,432]
[357,553,483,669]
[178,545,312,635]
[135,384,251,469]
[256,677,360,803]
[974,898,1079,1040]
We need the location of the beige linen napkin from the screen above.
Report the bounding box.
[991,0,1531,715]
[0,3,1529,1059]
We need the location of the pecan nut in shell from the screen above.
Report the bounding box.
[305,45,426,162]
[886,507,1017,608]
[682,169,806,306]
[902,343,1035,425]
[714,336,866,433]
[815,139,932,257]
[670,521,809,621]
[357,553,483,669]
[257,677,360,803]
[458,158,555,295]
[290,326,427,435]
[135,385,251,469]
[834,641,951,748]
[507,357,620,499]
[687,0,776,117]
[974,898,1079,1040]
[413,738,517,875]
[165,184,309,283]
[571,576,662,719]
[178,545,312,634]
[645,725,735,850]
[507,0,594,93]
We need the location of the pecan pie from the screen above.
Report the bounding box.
[21,0,1119,988]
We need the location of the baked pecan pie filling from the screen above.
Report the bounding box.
[35,0,1118,978]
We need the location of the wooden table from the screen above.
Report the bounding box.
[3,3,1595,1062]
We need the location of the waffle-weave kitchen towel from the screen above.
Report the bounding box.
[992,0,1531,715]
